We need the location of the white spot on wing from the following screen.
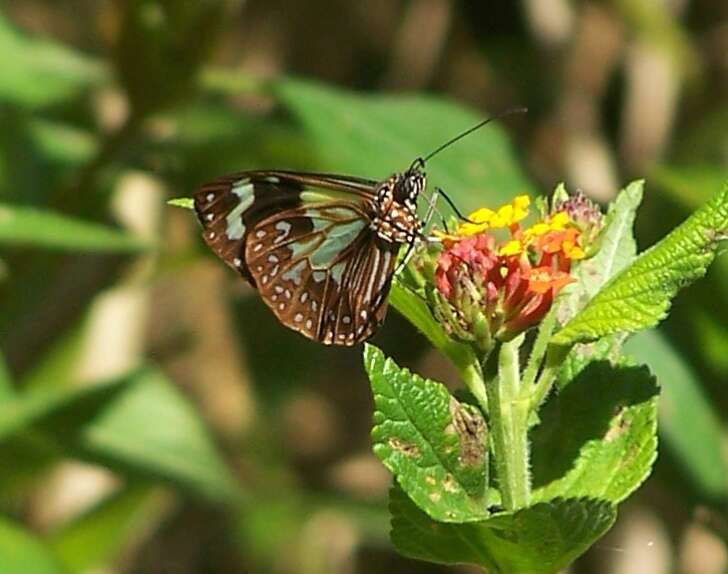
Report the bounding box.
[274,221,292,244]
[226,181,255,240]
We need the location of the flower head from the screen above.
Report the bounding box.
[427,190,599,349]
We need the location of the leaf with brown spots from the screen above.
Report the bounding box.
[365,344,489,523]
[531,356,659,504]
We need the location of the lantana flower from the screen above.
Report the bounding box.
[427,192,602,352]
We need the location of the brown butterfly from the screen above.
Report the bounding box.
[192,110,525,346]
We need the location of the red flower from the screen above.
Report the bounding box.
[430,195,589,347]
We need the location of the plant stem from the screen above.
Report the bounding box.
[485,336,531,510]
[529,343,571,413]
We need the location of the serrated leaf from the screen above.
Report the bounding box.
[390,486,616,574]
[624,330,728,500]
[0,13,106,109]
[559,181,643,324]
[274,77,534,213]
[0,516,64,574]
[0,203,148,252]
[365,344,489,522]
[531,358,659,503]
[552,183,728,346]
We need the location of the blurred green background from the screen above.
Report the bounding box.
[0,1,726,573]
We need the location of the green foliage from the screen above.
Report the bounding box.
[0,5,726,572]
[0,203,148,252]
[0,13,105,109]
[0,517,64,574]
[274,78,534,212]
[48,485,168,573]
[531,358,659,503]
[76,368,239,502]
[365,345,489,522]
[389,486,616,574]
[0,367,237,503]
[388,283,485,396]
[625,331,728,500]
[112,0,232,116]
[552,183,728,346]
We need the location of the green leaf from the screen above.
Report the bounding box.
[365,344,489,522]
[0,203,148,252]
[531,358,659,503]
[389,283,484,393]
[78,367,239,503]
[49,484,170,573]
[652,164,728,210]
[624,330,728,501]
[389,486,616,574]
[0,13,106,109]
[0,516,64,574]
[274,77,534,212]
[0,376,129,444]
[113,1,229,115]
[0,349,14,398]
[552,183,728,346]
[168,197,195,210]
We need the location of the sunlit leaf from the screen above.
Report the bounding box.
[0,203,148,252]
[390,486,616,574]
[531,358,658,503]
[274,77,534,213]
[0,517,64,574]
[552,183,728,346]
[365,345,489,522]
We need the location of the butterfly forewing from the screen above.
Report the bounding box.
[193,170,409,346]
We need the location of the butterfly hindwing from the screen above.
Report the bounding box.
[245,202,398,346]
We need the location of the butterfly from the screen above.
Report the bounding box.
[193,166,428,346]
[192,110,525,346]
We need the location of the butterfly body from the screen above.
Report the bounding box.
[193,168,425,346]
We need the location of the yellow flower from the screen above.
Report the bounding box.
[562,240,585,260]
[524,210,571,239]
[457,207,495,236]
[489,195,530,228]
[499,239,524,256]
[432,229,459,241]
[456,196,530,235]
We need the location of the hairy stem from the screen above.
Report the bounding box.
[529,343,571,413]
[485,335,531,510]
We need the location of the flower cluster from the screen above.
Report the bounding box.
[429,193,602,350]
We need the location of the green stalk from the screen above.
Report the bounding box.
[529,343,571,413]
[485,336,531,510]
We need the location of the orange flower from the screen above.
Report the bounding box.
[523,266,574,294]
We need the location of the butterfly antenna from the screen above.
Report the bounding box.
[436,186,475,223]
[420,106,528,164]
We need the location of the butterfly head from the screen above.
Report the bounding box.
[396,157,426,208]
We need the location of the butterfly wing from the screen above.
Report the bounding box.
[193,171,400,346]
